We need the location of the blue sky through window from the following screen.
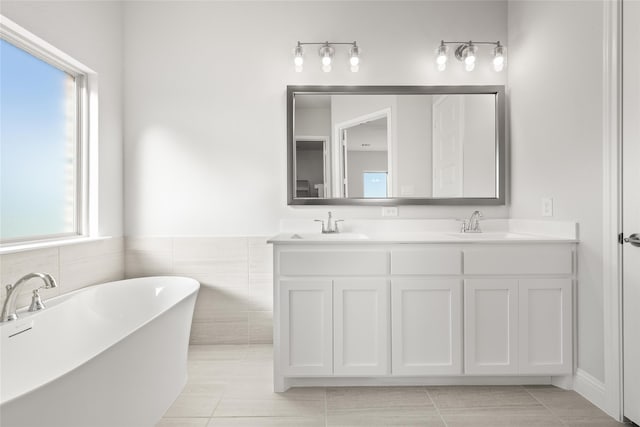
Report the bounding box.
[363,172,387,198]
[1,39,76,240]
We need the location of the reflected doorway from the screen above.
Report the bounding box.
[295,137,328,198]
[335,110,391,198]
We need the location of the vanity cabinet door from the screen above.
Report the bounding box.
[391,279,462,375]
[518,279,572,375]
[333,279,390,376]
[464,279,519,375]
[279,280,333,376]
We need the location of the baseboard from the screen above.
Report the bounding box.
[574,368,606,412]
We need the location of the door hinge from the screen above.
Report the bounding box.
[618,233,624,244]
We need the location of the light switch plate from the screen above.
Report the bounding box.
[542,198,553,217]
[382,207,398,217]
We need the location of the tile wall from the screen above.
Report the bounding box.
[125,237,273,345]
[0,237,125,311]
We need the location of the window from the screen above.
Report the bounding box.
[363,172,388,198]
[1,19,92,245]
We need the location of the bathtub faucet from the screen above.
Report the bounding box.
[1,273,58,322]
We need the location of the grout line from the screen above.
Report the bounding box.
[522,385,565,425]
[425,387,449,427]
[324,387,328,427]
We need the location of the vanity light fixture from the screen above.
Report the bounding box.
[292,41,361,73]
[436,40,506,72]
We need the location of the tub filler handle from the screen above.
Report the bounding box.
[1,273,58,322]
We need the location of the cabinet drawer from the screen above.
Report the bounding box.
[391,248,462,275]
[279,251,388,276]
[464,246,573,275]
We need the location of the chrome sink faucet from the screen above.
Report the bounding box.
[315,211,344,234]
[1,273,57,322]
[461,210,483,233]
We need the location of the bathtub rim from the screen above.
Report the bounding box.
[0,275,200,406]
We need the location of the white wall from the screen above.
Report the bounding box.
[123,0,509,237]
[508,0,605,381]
[463,94,496,197]
[2,1,124,238]
[397,96,432,197]
[295,107,331,137]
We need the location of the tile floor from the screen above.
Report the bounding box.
[157,344,629,427]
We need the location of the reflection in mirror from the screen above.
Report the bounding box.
[288,86,505,205]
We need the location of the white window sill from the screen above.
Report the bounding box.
[0,236,113,255]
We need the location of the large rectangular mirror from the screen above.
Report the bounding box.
[287,85,506,205]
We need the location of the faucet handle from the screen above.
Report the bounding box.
[334,219,344,233]
[28,289,46,312]
[314,219,326,233]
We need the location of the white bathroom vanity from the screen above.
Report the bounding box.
[268,220,578,392]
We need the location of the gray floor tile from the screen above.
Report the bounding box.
[427,385,540,411]
[158,345,625,427]
[163,393,221,418]
[207,416,326,426]
[326,386,433,410]
[213,398,325,417]
[327,408,444,426]
[156,418,209,427]
[442,414,563,427]
[188,344,248,361]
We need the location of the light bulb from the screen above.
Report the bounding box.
[493,43,506,72]
[349,44,360,67]
[463,43,477,66]
[350,64,359,73]
[465,61,475,72]
[319,43,334,71]
[293,43,304,71]
[436,42,448,69]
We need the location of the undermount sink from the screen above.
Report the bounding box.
[447,232,536,239]
[289,233,369,241]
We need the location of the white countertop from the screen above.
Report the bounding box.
[267,219,579,244]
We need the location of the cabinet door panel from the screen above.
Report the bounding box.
[391,279,462,375]
[465,279,518,374]
[334,279,389,376]
[280,280,332,376]
[519,279,572,375]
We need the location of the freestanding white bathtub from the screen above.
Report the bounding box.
[0,276,199,427]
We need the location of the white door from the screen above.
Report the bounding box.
[518,279,572,375]
[464,279,518,375]
[432,95,464,197]
[391,279,462,375]
[279,280,332,376]
[623,1,640,421]
[333,279,389,376]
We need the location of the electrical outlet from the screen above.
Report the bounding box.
[542,198,553,217]
[382,207,398,217]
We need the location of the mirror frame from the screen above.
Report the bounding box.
[287,85,506,206]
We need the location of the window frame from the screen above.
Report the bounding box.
[0,15,96,246]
